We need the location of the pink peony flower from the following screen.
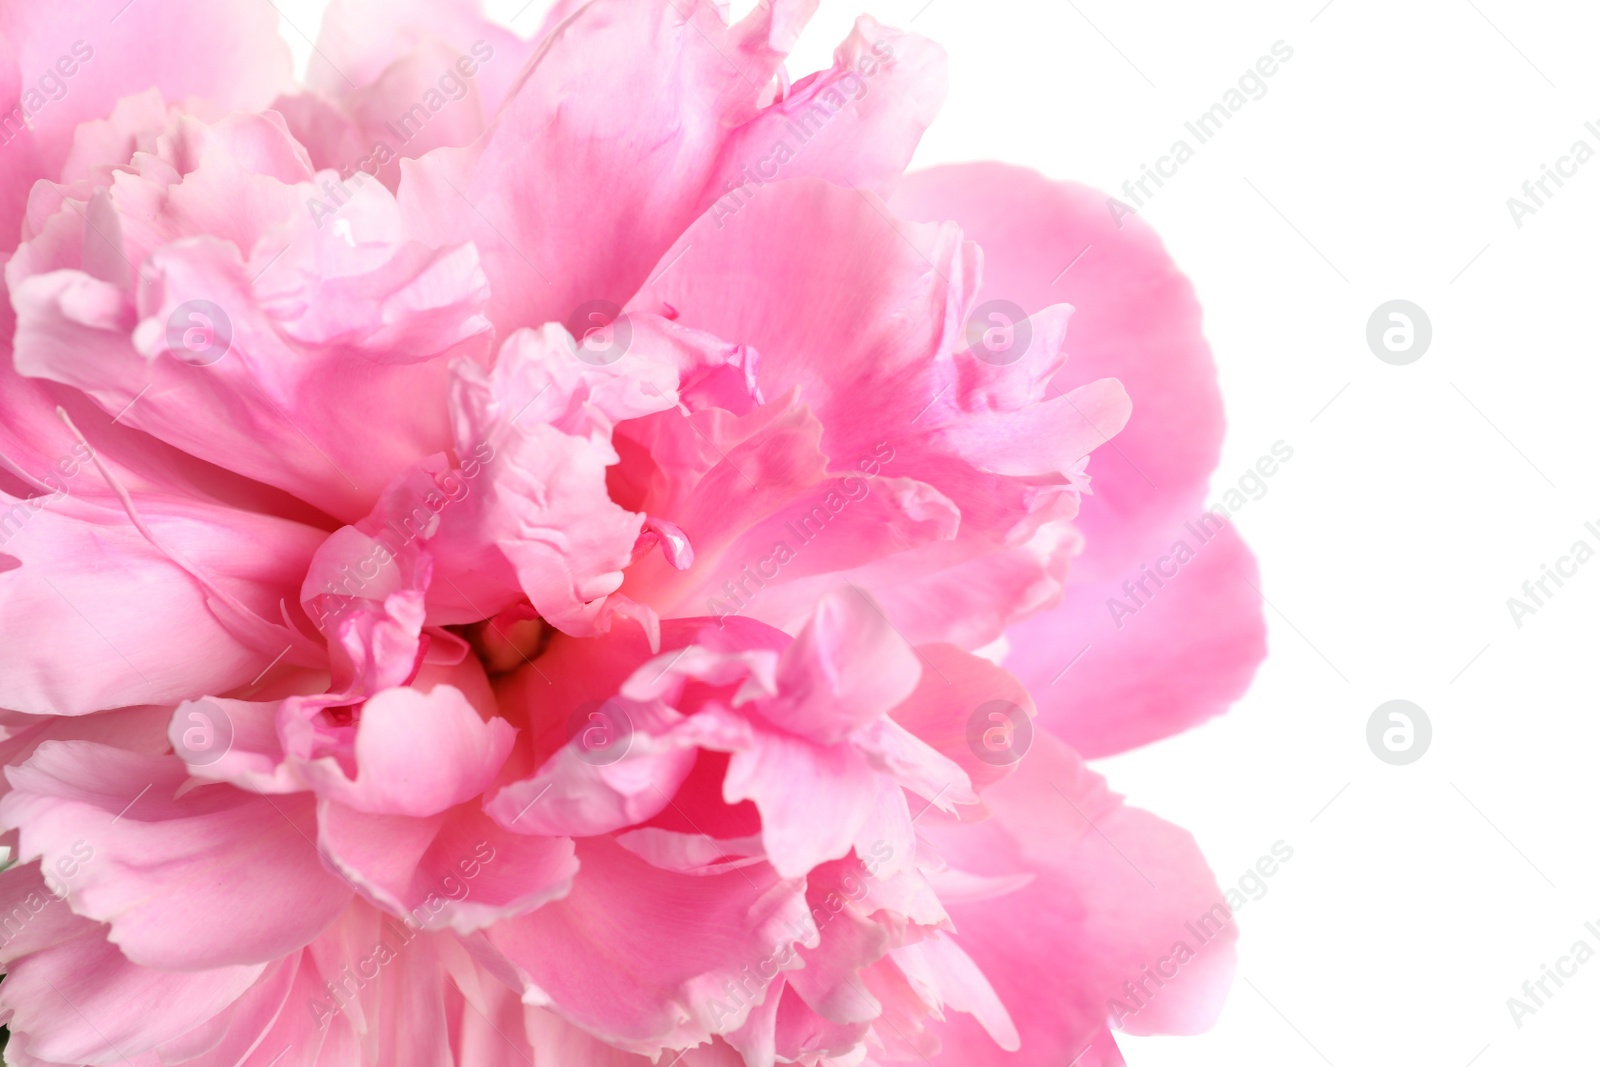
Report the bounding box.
[0,1,1267,1065]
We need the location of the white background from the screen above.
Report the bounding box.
[272,2,1600,1062]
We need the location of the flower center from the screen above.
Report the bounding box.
[461,613,548,675]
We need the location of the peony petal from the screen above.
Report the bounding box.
[425,324,681,632]
[0,743,353,970]
[762,590,923,745]
[299,684,516,817]
[320,797,576,935]
[305,0,539,132]
[704,18,946,206]
[400,0,823,335]
[1004,521,1267,757]
[891,163,1225,582]
[900,934,1020,1051]
[886,642,1036,794]
[0,0,293,248]
[632,177,974,470]
[8,122,493,522]
[722,726,880,880]
[483,708,699,840]
[0,488,323,716]
[784,871,890,1026]
[0,922,265,1065]
[484,836,812,1052]
[922,730,1238,1063]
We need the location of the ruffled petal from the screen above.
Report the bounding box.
[891,162,1225,579]
[399,0,823,335]
[483,836,813,1053]
[319,799,576,933]
[0,0,293,248]
[922,730,1238,1063]
[0,743,353,969]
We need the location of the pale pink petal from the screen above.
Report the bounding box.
[627,178,1112,646]
[898,934,1020,1051]
[762,590,923,745]
[615,395,962,632]
[0,864,276,1066]
[425,324,683,632]
[922,730,1238,1063]
[170,697,303,794]
[0,705,171,801]
[827,529,1080,649]
[299,519,436,696]
[930,377,1130,478]
[850,775,915,880]
[886,642,1037,793]
[8,120,492,522]
[306,0,537,125]
[0,862,97,964]
[298,684,515,817]
[484,836,812,1052]
[723,979,785,1067]
[399,0,821,335]
[0,488,323,716]
[851,717,975,811]
[483,699,698,839]
[632,178,974,470]
[615,397,831,615]
[0,923,265,1065]
[152,955,299,1066]
[784,878,889,1025]
[1004,522,1267,757]
[890,163,1225,582]
[0,0,293,247]
[617,746,767,869]
[286,37,492,191]
[722,727,880,880]
[772,984,868,1061]
[320,797,576,933]
[0,743,353,969]
[59,90,174,186]
[611,826,767,875]
[0,345,327,525]
[705,18,946,205]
